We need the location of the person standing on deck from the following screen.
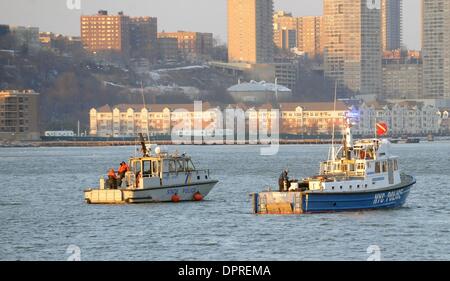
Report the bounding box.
[279,169,289,192]
[107,168,118,189]
[117,162,129,187]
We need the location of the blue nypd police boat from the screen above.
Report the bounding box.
[251,117,416,215]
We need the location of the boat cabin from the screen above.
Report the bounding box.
[119,153,211,189]
[308,138,402,192]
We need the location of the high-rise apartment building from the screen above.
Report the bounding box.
[9,26,40,52]
[273,11,298,51]
[0,90,40,141]
[157,37,179,60]
[80,10,130,54]
[422,0,450,98]
[228,0,274,63]
[272,12,323,58]
[158,31,213,58]
[323,0,382,98]
[381,0,402,51]
[382,50,423,99]
[129,17,158,58]
[298,16,323,58]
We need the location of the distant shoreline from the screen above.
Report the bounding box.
[1,139,335,148]
[1,137,450,148]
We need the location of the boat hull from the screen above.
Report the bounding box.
[252,175,415,215]
[85,180,218,204]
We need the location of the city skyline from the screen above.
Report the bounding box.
[0,0,422,49]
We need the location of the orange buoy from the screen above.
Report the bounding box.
[171,194,181,203]
[193,192,203,201]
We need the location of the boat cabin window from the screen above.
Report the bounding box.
[356,163,365,170]
[175,159,185,172]
[132,160,141,176]
[162,159,185,173]
[342,164,348,172]
[142,160,152,177]
[153,160,160,175]
[382,161,388,173]
[375,162,381,173]
[367,148,374,160]
[164,160,176,173]
[348,164,355,172]
[394,160,398,171]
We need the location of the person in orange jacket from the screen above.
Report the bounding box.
[107,168,118,189]
[118,162,129,179]
[117,162,129,187]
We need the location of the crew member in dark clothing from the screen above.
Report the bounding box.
[278,169,289,192]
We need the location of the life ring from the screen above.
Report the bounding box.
[193,192,203,201]
[171,193,181,203]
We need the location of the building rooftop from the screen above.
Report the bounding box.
[0,90,39,96]
[95,103,214,113]
[362,100,431,110]
[279,101,348,112]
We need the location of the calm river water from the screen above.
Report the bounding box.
[1,142,449,260]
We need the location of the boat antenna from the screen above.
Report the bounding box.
[140,81,151,144]
[329,81,338,161]
[139,133,149,157]
[374,111,377,139]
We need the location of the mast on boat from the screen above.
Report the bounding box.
[329,81,338,161]
[140,81,151,141]
[343,115,353,161]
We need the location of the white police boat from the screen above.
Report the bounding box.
[84,134,218,204]
[251,117,416,214]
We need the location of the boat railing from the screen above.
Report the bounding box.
[162,169,211,177]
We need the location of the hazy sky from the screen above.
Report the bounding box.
[0,0,421,49]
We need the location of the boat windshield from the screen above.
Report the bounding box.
[163,158,190,173]
[186,159,196,171]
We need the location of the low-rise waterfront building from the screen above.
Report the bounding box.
[90,103,217,137]
[353,101,440,136]
[279,102,348,135]
[89,101,442,138]
[0,90,40,141]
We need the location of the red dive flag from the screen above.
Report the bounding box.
[376,122,388,136]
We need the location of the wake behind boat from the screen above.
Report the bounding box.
[84,134,218,204]
[251,116,416,215]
